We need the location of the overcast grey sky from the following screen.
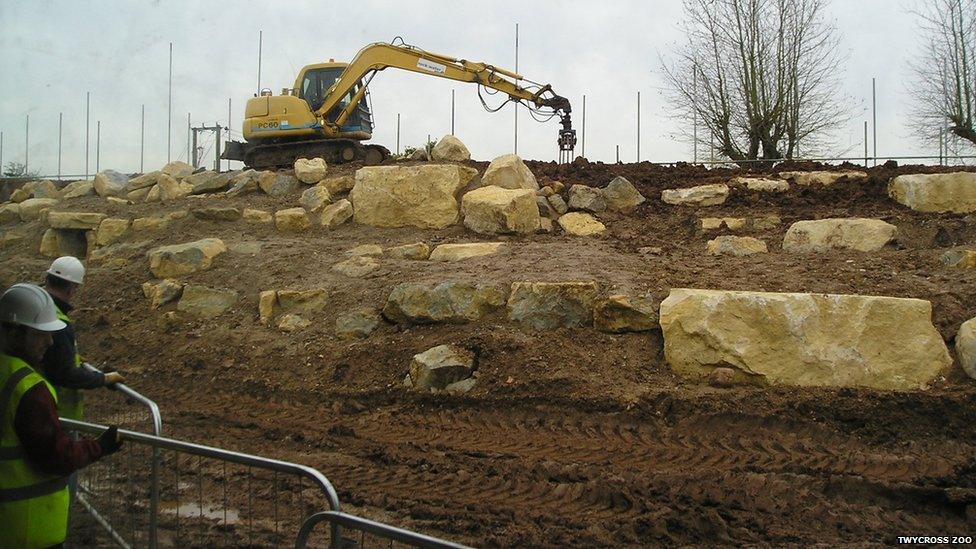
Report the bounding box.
[0,0,937,176]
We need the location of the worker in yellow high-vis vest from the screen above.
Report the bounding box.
[41,257,125,423]
[0,283,122,548]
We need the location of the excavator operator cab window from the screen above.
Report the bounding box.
[300,68,343,111]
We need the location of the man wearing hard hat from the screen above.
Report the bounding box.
[0,283,122,548]
[41,256,124,423]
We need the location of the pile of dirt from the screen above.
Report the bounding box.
[3,159,975,546]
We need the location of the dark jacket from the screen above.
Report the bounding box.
[41,294,105,389]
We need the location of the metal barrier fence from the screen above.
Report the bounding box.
[296,512,471,549]
[71,365,162,548]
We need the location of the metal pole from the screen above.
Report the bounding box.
[215,124,221,171]
[140,104,145,173]
[863,121,868,167]
[227,98,232,171]
[872,77,877,166]
[693,69,698,163]
[514,22,518,155]
[636,91,641,162]
[168,42,172,163]
[85,91,90,179]
[1,132,4,173]
[396,113,400,154]
[58,112,63,179]
[186,113,191,162]
[581,94,586,158]
[257,30,263,94]
[616,144,619,163]
[24,114,29,175]
[451,89,455,135]
[95,121,100,173]
[192,128,198,168]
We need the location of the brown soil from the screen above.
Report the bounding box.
[3,159,976,546]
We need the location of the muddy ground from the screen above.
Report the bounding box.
[3,159,976,546]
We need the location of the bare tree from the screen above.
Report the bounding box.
[907,0,976,151]
[662,0,848,163]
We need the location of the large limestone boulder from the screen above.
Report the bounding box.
[243,209,273,224]
[409,344,475,392]
[226,170,262,197]
[274,208,310,232]
[259,172,301,196]
[507,281,600,329]
[888,172,976,213]
[350,165,476,229]
[187,170,235,194]
[481,154,539,191]
[780,170,867,187]
[601,176,645,213]
[954,318,976,380]
[39,229,61,257]
[733,177,789,193]
[567,185,606,212]
[430,135,471,162]
[661,184,729,206]
[593,294,658,333]
[177,285,238,318]
[96,218,131,246]
[557,212,607,236]
[61,180,95,199]
[383,282,507,324]
[147,238,227,278]
[294,158,328,184]
[18,198,60,222]
[706,235,768,256]
[93,170,129,197]
[300,186,332,214]
[429,242,504,262]
[461,186,539,235]
[940,249,976,269]
[161,161,194,179]
[660,289,952,390]
[142,279,183,309]
[783,218,896,253]
[48,212,107,230]
[155,174,193,201]
[259,288,329,325]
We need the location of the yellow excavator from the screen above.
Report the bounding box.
[222,38,576,168]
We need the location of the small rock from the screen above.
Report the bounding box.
[294,158,328,184]
[567,184,606,212]
[445,377,477,395]
[243,209,273,223]
[274,208,310,232]
[954,317,976,380]
[429,242,504,262]
[336,308,382,339]
[558,212,607,236]
[142,279,183,309]
[319,175,356,196]
[318,199,353,228]
[386,242,431,260]
[259,172,301,196]
[408,148,429,161]
[753,215,782,230]
[409,344,475,392]
[300,186,332,214]
[332,256,379,277]
[278,314,311,332]
[430,135,471,162]
[706,236,768,256]
[547,194,569,215]
[940,249,976,269]
[662,184,730,206]
[709,368,736,388]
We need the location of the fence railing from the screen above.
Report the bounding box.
[63,418,347,547]
[74,365,162,548]
[296,511,472,549]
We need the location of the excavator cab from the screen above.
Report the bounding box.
[298,65,373,134]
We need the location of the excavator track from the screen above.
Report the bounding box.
[229,138,390,170]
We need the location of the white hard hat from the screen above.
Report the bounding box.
[0,283,66,331]
[47,256,85,284]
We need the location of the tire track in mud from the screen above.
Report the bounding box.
[347,408,966,484]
